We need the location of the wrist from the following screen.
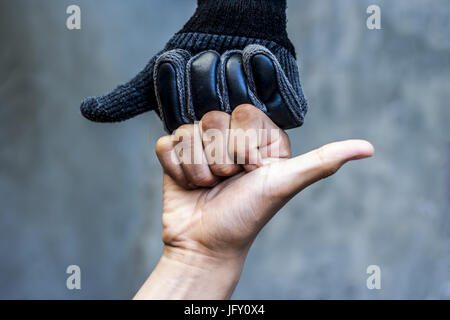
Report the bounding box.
[178,0,295,56]
[134,246,247,300]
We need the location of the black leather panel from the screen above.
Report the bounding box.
[157,63,184,133]
[225,53,251,110]
[251,54,297,129]
[190,51,221,119]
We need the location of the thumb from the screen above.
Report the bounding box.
[80,55,159,122]
[213,139,374,237]
[266,139,374,200]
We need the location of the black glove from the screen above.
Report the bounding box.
[80,0,308,132]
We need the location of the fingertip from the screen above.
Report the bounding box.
[264,140,374,200]
[360,140,375,157]
[80,97,102,121]
[345,140,375,160]
[320,140,373,162]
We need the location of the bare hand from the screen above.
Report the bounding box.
[135,104,374,299]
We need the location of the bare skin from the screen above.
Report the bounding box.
[134,104,374,300]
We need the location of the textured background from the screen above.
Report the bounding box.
[0,0,449,299]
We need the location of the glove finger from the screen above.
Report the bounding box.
[154,50,192,133]
[188,51,222,120]
[222,51,252,111]
[250,54,297,129]
[80,54,160,122]
[243,45,306,129]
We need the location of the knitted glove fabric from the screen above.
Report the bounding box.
[80,0,308,131]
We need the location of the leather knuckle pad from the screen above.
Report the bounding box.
[249,52,296,128]
[155,45,307,133]
[222,51,252,111]
[188,51,222,119]
[243,44,306,129]
[154,49,192,133]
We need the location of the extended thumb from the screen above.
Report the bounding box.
[266,140,374,199]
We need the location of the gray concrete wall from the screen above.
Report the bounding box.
[0,0,449,299]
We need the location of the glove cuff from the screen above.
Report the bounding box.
[178,0,295,57]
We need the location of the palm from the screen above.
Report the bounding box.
[155,106,374,260]
[161,165,276,256]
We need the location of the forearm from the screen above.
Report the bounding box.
[134,246,246,300]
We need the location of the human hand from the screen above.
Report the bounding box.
[80,0,307,132]
[134,104,374,299]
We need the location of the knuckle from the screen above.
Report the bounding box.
[174,124,197,146]
[155,135,175,154]
[315,147,339,178]
[231,104,257,122]
[175,124,195,136]
[201,111,229,131]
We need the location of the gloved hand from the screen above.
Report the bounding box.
[154,45,306,132]
[80,0,308,132]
